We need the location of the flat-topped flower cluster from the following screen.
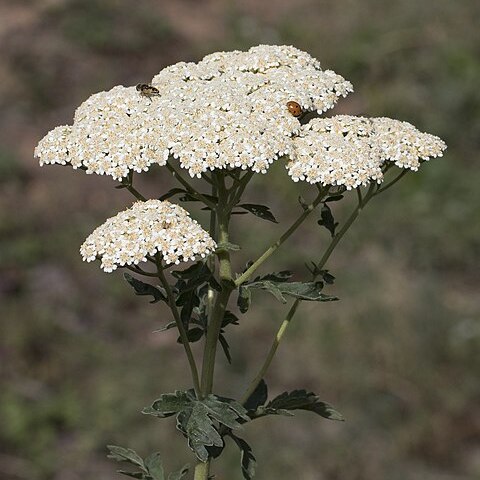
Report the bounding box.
[35,45,447,271]
[80,200,216,272]
[35,45,353,179]
[287,116,446,188]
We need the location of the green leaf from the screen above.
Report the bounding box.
[177,404,223,462]
[216,242,241,253]
[145,452,165,480]
[146,391,249,462]
[325,194,344,202]
[244,280,338,304]
[238,203,278,223]
[244,380,268,412]
[221,311,240,328]
[177,327,204,344]
[265,390,344,421]
[153,321,176,333]
[158,188,188,201]
[118,471,144,479]
[230,434,257,480]
[124,274,166,304]
[254,271,292,283]
[237,286,251,313]
[173,262,220,292]
[179,193,218,204]
[167,465,190,480]
[143,391,193,418]
[107,445,145,470]
[318,203,338,237]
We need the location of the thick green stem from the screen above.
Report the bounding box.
[195,173,238,479]
[234,187,329,287]
[241,184,378,403]
[156,259,201,396]
[193,461,210,480]
[200,173,234,396]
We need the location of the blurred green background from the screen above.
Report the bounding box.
[1,0,479,479]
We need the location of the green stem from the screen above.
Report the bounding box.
[376,169,408,194]
[200,173,234,396]
[155,258,201,396]
[228,171,254,209]
[234,187,329,287]
[125,265,158,277]
[196,172,238,479]
[241,300,300,404]
[241,184,377,403]
[166,162,216,210]
[126,185,146,201]
[194,462,210,480]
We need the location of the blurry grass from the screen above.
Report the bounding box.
[46,0,173,54]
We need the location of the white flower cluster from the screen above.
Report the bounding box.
[287,116,446,189]
[80,200,216,272]
[35,45,352,180]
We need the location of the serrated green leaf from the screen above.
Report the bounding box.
[145,452,165,480]
[318,203,338,237]
[221,311,239,328]
[238,203,278,223]
[237,286,251,313]
[107,445,146,470]
[124,274,166,304]
[230,434,257,480]
[244,380,268,412]
[265,390,344,421]
[167,465,189,480]
[143,391,193,418]
[202,395,249,429]
[148,391,248,462]
[178,404,224,462]
[254,271,292,283]
[244,280,338,303]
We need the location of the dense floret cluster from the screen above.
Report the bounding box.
[80,200,216,272]
[35,45,352,179]
[287,116,446,189]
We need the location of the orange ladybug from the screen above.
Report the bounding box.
[287,101,302,117]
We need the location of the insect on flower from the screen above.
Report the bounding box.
[136,83,160,98]
[287,100,303,117]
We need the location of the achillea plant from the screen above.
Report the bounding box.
[35,45,446,480]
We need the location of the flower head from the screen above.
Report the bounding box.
[35,45,352,180]
[287,116,446,189]
[80,200,216,272]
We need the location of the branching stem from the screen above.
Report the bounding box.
[166,162,217,210]
[234,186,329,287]
[241,183,378,404]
